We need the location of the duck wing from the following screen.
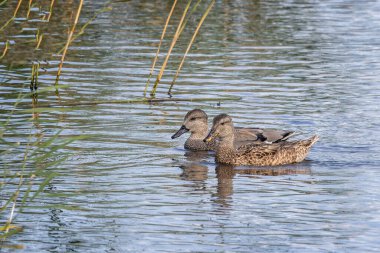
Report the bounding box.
[236,142,281,157]
[235,127,296,143]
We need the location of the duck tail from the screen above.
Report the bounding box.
[304,135,319,147]
[280,131,297,141]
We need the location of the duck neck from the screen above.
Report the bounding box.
[216,134,236,163]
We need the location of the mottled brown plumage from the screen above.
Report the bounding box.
[204,114,319,166]
[172,109,295,151]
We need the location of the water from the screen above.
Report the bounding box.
[1,0,380,252]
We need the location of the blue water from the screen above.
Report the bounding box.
[1,0,380,252]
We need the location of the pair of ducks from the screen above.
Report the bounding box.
[172,109,319,166]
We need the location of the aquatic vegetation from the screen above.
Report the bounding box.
[30,62,39,91]
[145,0,178,95]
[55,0,83,85]
[0,40,9,60]
[0,0,22,31]
[146,0,216,97]
[168,0,215,94]
[0,0,112,89]
[0,88,85,244]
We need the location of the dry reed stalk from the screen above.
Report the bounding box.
[57,4,112,55]
[0,0,23,31]
[46,0,55,21]
[178,0,202,35]
[150,0,193,97]
[168,0,215,94]
[55,0,83,85]
[144,0,178,96]
[0,40,10,60]
[27,0,32,18]
[35,34,43,49]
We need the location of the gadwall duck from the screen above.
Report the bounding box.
[204,114,319,166]
[172,109,295,151]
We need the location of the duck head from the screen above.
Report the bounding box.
[204,114,234,142]
[171,109,208,139]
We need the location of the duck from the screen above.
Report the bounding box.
[203,114,319,166]
[171,109,295,151]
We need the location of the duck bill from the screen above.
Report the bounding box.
[171,125,189,139]
[203,130,217,143]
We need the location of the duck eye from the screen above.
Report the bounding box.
[190,117,196,121]
[221,122,225,125]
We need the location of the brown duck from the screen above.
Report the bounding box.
[204,114,319,166]
[172,109,295,151]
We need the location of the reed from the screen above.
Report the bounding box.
[0,40,10,60]
[0,88,83,241]
[30,62,40,91]
[35,29,43,50]
[57,3,113,55]
[145,0,203,96]
[46,0,55,21]
[0,0,23,31]
[55,0,84,85]
[150,0,193,97]
[27,0,33,18]
[144,0,178,96]
[168,0,215,94]
[147,0,215,97]
[0,0,9,6]
[178,0,202,35]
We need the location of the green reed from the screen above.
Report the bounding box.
[0,87,84,243]
[0,40,9,60]
[0,0,23,31]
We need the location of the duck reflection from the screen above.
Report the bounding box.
[179,150,312,209]
[179,150,210,190]
[214,163,312,207]
[180,163,208,182]
[183,150,210,162]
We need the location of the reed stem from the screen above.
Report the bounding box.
[55,0,84,85]
[46,0,55,21]
[0,0,23,31]
[144,0,178,96]
[178,0,202,36]
[150,0,192,97]
[168,0,215,94]
[57,4,112,55]
[0,0,9,6]
[27,0,33,18]
[0,40,10,60]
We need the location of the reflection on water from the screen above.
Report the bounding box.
[214,163,312,207]
[1,0,380,252]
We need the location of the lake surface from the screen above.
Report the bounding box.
[1,0,380,252]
